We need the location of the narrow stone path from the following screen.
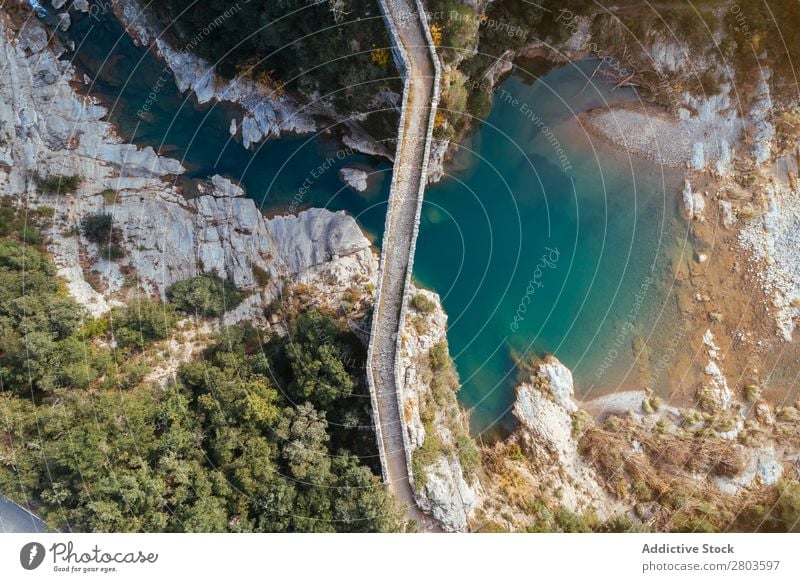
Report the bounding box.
[368,0,440,531]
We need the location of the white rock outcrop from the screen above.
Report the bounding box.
[739,182,800,341]
[681,179,706,221]
[511,356,613,517]
[339,167,369,192]
[398,288,481,532]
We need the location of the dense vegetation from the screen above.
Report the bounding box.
[0,203,398,532]
[428,0,593,144]
[150,0,400,116]
[166,275,243,317]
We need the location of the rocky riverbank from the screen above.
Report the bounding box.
[0,10,377,326]
[113,0,393,159]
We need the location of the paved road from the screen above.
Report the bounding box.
[0,495,47,533]
[370,0,439,531]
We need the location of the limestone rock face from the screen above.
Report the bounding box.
[750,70,775,166]
[681,179,706,221]
[398,288,481,532]
[510,357,612,517]
[0,16,375,324]
[418,456,478,532]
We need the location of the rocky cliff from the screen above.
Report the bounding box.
[398,288,481,531]
[0,12,376,324]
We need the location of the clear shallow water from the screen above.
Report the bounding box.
[65,11,683,436]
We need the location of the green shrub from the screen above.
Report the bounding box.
[36,174,82,194]
[467,89,493,120]
[411,293,436,314]
[100,189,118,205]
[113,298,176,351]
[456,434,480,482]
[411,427,442,491]
[0,198,49,242]
[99,243,126,260]
[166,275,243,317]
[81,213,114,244]
[20,226,42,246]
[429,341,450,371]
[252,265,271,287]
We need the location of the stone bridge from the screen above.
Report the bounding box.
[366,0,441,530]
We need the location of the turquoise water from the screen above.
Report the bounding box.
[414,65,684,434]
[65,10,683,436]
[67,9,393,241]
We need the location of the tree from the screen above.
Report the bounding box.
[277,403,331,484]
[166,275,243,317]
[112,298,176,352]
[284,311,357,407]
[81,213,114,244]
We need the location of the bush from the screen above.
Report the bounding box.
[81,213,114,244]
[113,298,176,351]
[252,265,271,287]
[99,243,126,260]
[100,189,118,205]
[0,198,50,243]
[166,275,243,317]
[411,293,436,314]
[411,426,442,491]
[36,174,83,194]
[429,341,450,371]
[456,434,480,482]
[467,89,493,120]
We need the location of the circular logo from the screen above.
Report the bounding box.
[19,542,46,570]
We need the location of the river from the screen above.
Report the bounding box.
[63,7,685,436]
